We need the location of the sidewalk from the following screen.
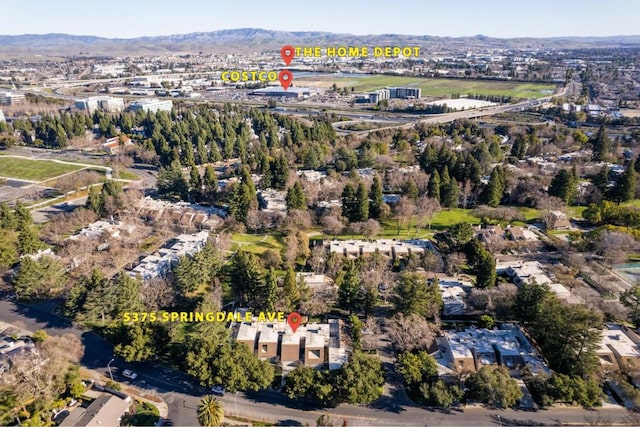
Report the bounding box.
[80,367,169,426]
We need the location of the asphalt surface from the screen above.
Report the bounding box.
[0,299,636,426]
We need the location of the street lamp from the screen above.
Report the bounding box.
[107,357,115,382]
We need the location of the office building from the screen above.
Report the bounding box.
[128,98,173,113]
[0,91,25,105]
[386,87,421,99]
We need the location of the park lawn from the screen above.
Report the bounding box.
[116,170,142,181]
[231,232,283,254]
[568,205,588,218]
[0,156,83,181]
[430,208,482,229]
[518,207,541,222]
[322,75,554,99]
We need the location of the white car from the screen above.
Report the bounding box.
[122,369,138,380]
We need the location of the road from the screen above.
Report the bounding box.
[0,299,636,426]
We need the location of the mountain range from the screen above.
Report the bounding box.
[1,28,639,56]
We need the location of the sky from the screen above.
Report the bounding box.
[3,0,639,39]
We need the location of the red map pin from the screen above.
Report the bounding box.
[278,70,293,90]
[287,312,302,333]
[281,45,295,66]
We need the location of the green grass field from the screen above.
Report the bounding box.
[0,157,84,181]
[317,75,555,99]
[230,233,283,254]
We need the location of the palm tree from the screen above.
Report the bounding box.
[197,395,224,427]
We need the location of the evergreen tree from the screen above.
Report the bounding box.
[613,162,636,203]
[338,260,360,313]
[427,170,441,201]
[262,268,278,312]
[285,181,306,211]
[591,125,610,162]
[0,202,17,230]
[341,183,357,222]
[369,175,384,220]
[282,267,300,311]
[441,179,460,208]
[18,226,41,255]
[510,134,527,159]
[230,251,264,307]
[189,165,203,203]
[394,272,443,318]
[355,181,369,222]
[404,177,419,202]
[481,166,505,207]
[548,169,577,204]
[202,165,218,205]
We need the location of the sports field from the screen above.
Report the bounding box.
[0,156,83,181]
[299,75,555,99]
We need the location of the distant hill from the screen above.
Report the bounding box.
[1,29,640,56]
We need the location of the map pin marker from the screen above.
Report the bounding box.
[287,312,302,333]
[281,45,295,66]
[279,70,293,90]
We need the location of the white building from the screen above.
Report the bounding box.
[128,98,173,113]
[326,238,434,259]
[128,231,209,280]
[75,96,124,113]
[0,91,25,105]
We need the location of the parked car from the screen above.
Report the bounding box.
[122,369,138,380]
[211,385,225,396]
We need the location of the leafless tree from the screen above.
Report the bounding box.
[445,252,467,277]
[245,208,261,233]
[309,245,327,274]
[594,231,637,269]
[361,317,381,351]
[321,214,344,238]
[386,313,435,352]
[416,196,441,231]
[393,196,416,234]
[360,219,382,239]
[141,277,174,310]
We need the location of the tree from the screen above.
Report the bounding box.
[282,267,301,310]
[591,125,610,162]
[283,366,335,405]
[336,351,384,404]
[17,226,41,255]
[354,181,369,222]
[338,260,360,312]
[510,133,527,159]
[620,285,640,326]
[386,313,435,352]
[447,221,474,249]
[230,251,265,308]
[612,162,636,203]
[285,181,306,211]
[13,255,67,301]
[369,175,384,220]
[465,365,523,408]
[397,351,438,388]
[394,273,442,318]
[427,170,441,201]
[197,395,224,427]
[189,165,203,203]
[474,246,496,289]
[114,323,154,362]
[548,169,577,204]
[0,230,18,268]
[481,166,505,207]
[157,161,188,201]
[202,165,218,205]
